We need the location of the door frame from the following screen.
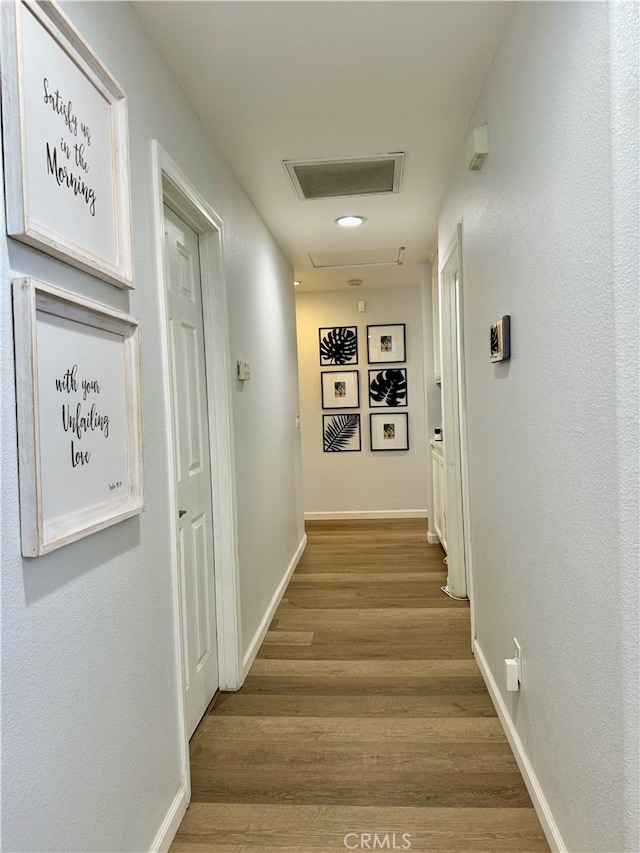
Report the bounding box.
[439,223,476,639]
[151,142,242,799]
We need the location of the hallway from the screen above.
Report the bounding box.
[170,520,549,852]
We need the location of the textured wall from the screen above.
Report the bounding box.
[0,2,303,850]
[296,287,429,517]
[438,3,639,851]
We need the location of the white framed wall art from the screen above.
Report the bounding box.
[1,0,134,288]
[13,277,144,556]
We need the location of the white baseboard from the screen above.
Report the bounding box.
[473,639,567,853]
[304,510,428,520]
[427,532,440,544]
[242,534,307,677]
[149,785,187,853]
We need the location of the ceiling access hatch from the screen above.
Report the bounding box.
[284,154,404,200]
[309,248,405,268]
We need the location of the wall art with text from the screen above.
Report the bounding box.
[1,0,133,287]
[13,277,144,556]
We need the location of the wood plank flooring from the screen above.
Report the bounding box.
[171,519,549,852]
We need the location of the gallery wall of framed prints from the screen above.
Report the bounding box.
[3,0,143,556]
[319,323,410,453]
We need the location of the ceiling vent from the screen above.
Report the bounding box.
[284,154,404,200]
[309,248,405,268]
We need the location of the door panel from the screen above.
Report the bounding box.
[164,204,219,737]
[440,229,467,600]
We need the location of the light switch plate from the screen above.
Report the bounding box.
[237,360,251,381]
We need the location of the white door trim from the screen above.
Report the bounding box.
[439,223,475,639]
[151,141,243,799]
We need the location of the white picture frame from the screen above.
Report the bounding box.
[1,0,134,288]
[13,277,144,556]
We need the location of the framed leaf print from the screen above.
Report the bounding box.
[368,368,407,407]
[321,370,359,409]
[367,324,406,364]
[319,326,358,365]
[323,414,361,452]
[370,412,409,451]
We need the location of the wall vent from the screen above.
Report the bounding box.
[309,248,405,268]
[284,154,404,200]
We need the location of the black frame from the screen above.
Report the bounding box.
[322,414,362,453]
[368,367,408,408]
[370,411,409,451]
[367,323,406,364]
[490,315,511,362]
[319,326,359,366]
[321,370,360,410]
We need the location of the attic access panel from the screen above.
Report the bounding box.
[309,248,405,268]
[284,154,404,200]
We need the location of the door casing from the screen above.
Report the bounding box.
[439,223,475,641]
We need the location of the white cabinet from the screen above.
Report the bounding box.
[431,441,447,552]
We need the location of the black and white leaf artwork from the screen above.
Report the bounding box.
[323,414,361,452]
[319,327,358,365]
[369,368,407,407]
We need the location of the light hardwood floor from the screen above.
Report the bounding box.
[170,519,549,852]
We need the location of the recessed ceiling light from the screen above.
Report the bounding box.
[294,280,301,286]
[335,215,365,228]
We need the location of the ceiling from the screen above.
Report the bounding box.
[134,1,513,293]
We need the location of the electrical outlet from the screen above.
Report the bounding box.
[513,638,522,683]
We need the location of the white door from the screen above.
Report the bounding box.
[164,204,219,737]
[440,226,469,601]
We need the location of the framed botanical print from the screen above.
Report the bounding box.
[370,412,409,451]
[321,370,359,409]
[322,414,361,452]
[368,368,408,407]
[367,324,406,363]
[319,326,358,365]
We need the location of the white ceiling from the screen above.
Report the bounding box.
[134,1,513,293]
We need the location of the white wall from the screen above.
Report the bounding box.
[296,286,429,518]
[0,3,304,851]
[438,3,639,851]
